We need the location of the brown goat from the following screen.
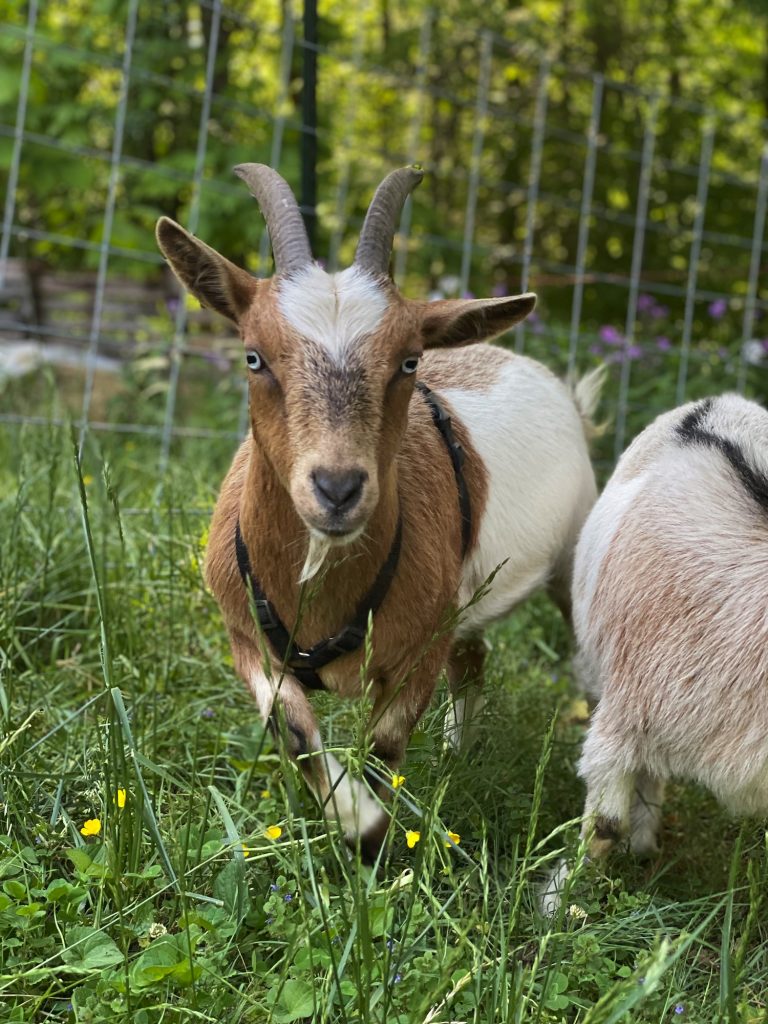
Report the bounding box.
[156,165,601,861]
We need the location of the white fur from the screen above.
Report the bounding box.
[278,264,389,359]
[299,531,333,584]
[247,664,280,720]
[574,393,768,844]
[319,743,384,839]
[440,356,597,635]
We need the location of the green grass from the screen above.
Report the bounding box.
[2,419,768,1024]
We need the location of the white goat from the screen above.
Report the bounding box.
[574,393,768,860]
[156,164,602,860]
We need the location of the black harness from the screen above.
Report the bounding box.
[234,383,471,691]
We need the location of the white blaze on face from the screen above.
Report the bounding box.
[277,264,389,360]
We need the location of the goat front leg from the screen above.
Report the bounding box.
[232,636,380,848]
[359,653,446,862]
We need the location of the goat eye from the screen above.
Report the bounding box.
[401,356,420,375]
[245,350,263,372]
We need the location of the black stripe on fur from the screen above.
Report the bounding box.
[676,398,768,513]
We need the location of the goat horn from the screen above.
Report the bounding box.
[354,166,424,277]
[233,163,313,275]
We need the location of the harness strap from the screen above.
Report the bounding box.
[415,381,472,558]
[235,515,403,692]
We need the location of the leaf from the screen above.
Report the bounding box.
[130,941,183,990]
[61,927,124,970]
[66,848,92,873]
[213,860,251,922]
[46,878,84,903]
[3,879,26,900]
[274,978,316,1022]
[15,902,43,917]
[66,847,109,879]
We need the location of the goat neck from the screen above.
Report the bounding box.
[238,438,401,652]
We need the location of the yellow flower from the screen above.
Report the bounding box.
[391,774,405,789]
[406,830,420,849]
[444,831,461,847]
[242,844,252,858]
[116,789,126,809]
[82,475,94,487]
[261,789,271,799]
[265,825,282,841]
[80,818,101,837]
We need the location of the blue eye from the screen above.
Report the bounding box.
[245,350,263,372]
[401,356,420,375]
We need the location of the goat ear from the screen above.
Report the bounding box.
[155,217,257,324]
[417,293,536,348]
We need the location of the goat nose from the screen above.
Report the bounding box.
[312,468,367,512]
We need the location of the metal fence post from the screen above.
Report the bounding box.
[613,96,658,461]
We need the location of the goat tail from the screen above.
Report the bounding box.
[569,364,608,442]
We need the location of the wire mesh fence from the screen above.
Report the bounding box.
[1,0,767,488]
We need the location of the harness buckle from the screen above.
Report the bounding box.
[253,597,280,632]
[325,626,367,656]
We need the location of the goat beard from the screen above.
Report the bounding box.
[298,530,333,585]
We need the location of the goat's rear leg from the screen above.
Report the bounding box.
[542,711,635,917]
[443,636,488,751]
[629,771,665,857]
[578,716,634,859]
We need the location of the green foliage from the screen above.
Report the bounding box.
[1,0,767,338]
[2,411,768,1023]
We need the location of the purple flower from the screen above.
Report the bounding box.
[270,883,279,892]
[201,708,215,719]
[386,938,396,951]
[284,893,293,903]
[650,304,668,320]
[656,336,671,351]
[166,297,180,315]
[627,344,643,360]
[708,298,727,319]
[491,282,507,297]
[637,293,656,313]
[461,290,475,299]
[393,973,402,984]
[599,325,624,346]
[588,344,603,356]
[674,1006,684,1016]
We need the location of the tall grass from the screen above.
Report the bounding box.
[1,421,766,1024]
